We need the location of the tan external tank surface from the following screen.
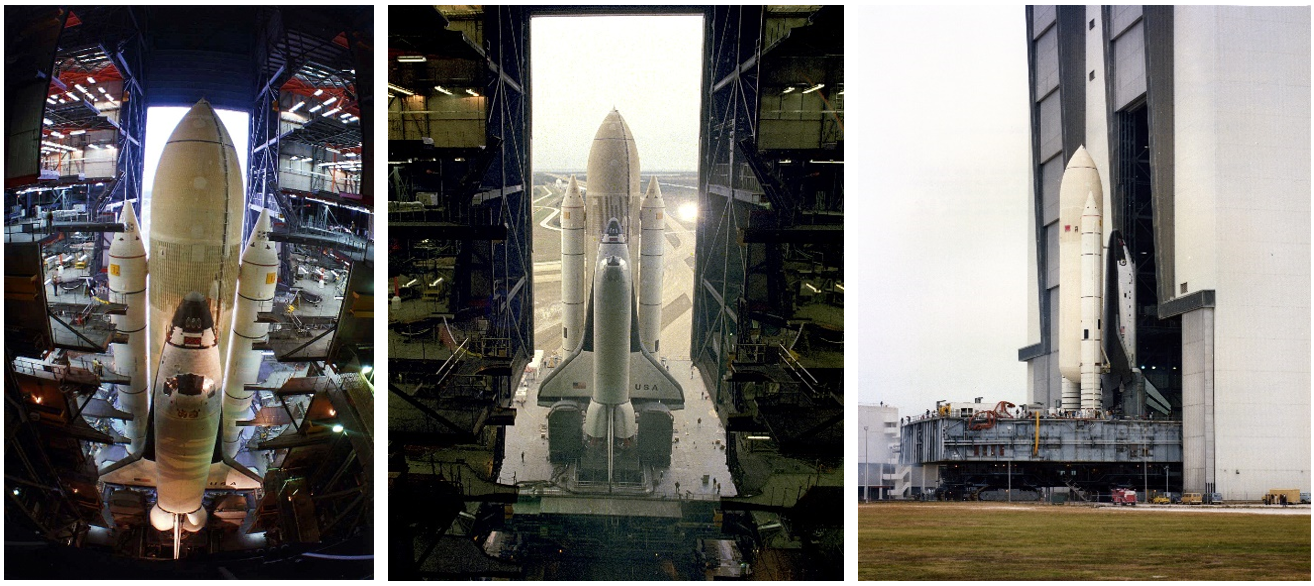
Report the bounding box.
[147,99,245,368]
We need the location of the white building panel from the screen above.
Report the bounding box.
[1175,5,1311,499]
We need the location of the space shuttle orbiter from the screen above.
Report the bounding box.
[538,111,683,482]
[96,101,271,557]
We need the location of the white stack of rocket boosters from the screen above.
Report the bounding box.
[221,208,279,458]
[107,206,150,455]
[638,179,665,354]
[1057,146,1105,413]
[560,177,587,353]
[99,100,279,535]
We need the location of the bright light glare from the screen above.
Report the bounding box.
[332,424,345,433]
[678,202,698,222]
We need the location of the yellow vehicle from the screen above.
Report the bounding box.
[1151,494,1172,505]
[1180,493,1203,505]
[1262,489,1301,505]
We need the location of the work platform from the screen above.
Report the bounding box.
[902,414,1183,465]
[901,412,1183,499]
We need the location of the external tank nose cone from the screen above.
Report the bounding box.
[593,109,636,142]
[172,292,214,331]
[166,99,235,147]
[1066,145,1096,170]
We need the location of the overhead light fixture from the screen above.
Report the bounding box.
[50,131,64,138]
[361,365,373,375]
[46,97,57,104]
[782,87,797,94]
[289,101,306,112]
[332,424,345,433]
[324,96,337,105]
[87,144,101,150]
[98,87,107,93]
[387,83,415,97]
[74,83,87,92]
[802,83,825,94]
[86,76,96,84]
[397,55,427,63]
[345,152,358,158]
[43,118,53,125]
[313,89,324,96]
[65,92,76,99]
[430,277,443,287]
[322,107,341,117]
[465,89,480,97]
[308,104,323,113]
[69,129,86,135]
[434,85,453,95]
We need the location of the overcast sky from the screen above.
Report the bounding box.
[849,6,1032,417]
[531,15,703,172]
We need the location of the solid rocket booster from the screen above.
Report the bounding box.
[583,220,637,443]
[108,205,149,454]
[1057,146,1103,411]
[1080,193,1103,410]
[149,292,223,533]
[220,209,278,458]
[148,99,245,370]
[561,176,587,352]
[585,109,642,269]
[638,178,665,354]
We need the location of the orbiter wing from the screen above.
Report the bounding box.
[539,291,684,408]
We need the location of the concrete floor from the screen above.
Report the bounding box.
[498,357,736,498]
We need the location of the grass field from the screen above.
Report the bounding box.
[858,503,1310,580]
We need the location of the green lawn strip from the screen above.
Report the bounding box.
[858,504,1310,580]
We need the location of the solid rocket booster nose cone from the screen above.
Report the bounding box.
[564,176,584,203]
[1083,192,1099,213]
[247,208,274,246]
[642,177,664,204]
[1066,145,1097,170]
